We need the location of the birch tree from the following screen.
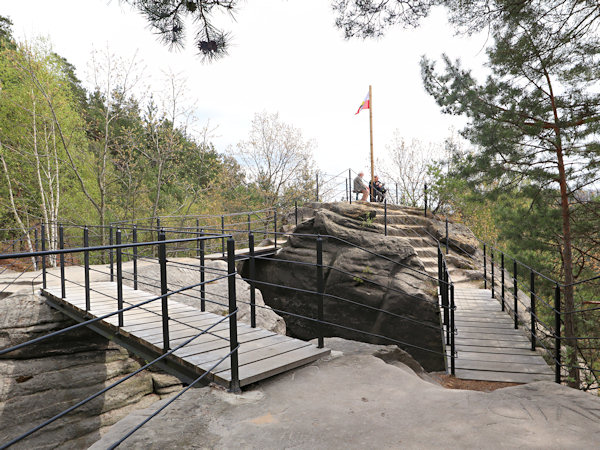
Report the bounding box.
[0,37,87,265]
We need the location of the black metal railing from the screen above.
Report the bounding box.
[476,240,600,391]
[0,228,240,448]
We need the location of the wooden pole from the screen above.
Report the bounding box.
[369,85,374,198]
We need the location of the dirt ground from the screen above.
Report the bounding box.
[432,373,521,392]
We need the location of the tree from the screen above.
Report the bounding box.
[379,133,443,207]
[84,47,145,238]
[331,0,438,38]
[234,112,317,210]
[420,1,600,387]
[0,34,88,265]
[121,0,237,61]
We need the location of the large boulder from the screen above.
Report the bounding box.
[240,204,445,371]
[0,290,183,449]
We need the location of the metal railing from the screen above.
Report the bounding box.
[480,241,600,391]
[0,227,240,448]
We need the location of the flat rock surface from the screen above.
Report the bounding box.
[91,338,600,449]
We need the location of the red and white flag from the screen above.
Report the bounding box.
[355,91,370,115]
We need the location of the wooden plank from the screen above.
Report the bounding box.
[455,338,532,349]
[114,311,217,332]
[174,329,273,358]
[455,344,543,356]
[456,324,528,334]
[216,345,331,387]
[455,319,515,327]
[185,333,294,368]
[457,330,531,341]
[455,358,554,374]
[140,322,232,344]
[455,351,552,365]
[179,331,291,367]
[202,338,312,373]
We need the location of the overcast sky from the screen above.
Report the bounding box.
[3,0,488,176]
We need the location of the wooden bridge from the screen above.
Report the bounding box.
[42,281,330,389]
[450,287,554,383]
[393,217,554,384]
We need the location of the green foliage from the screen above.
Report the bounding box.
[360,216,375,228]
[0,30,261,240]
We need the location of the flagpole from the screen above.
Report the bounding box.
[369,84,374,201]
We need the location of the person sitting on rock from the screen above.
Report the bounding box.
[369,175,387,202]
[353,172,369,201]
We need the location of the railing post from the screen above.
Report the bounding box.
[450,283,455,376]
[41,223,47,289]
[437,245,442,286]
[554,284,561,384]
[491,249,495,299]
[249,232,256,328]
[345,178,348,202]
[133,225,138,290]
[116,229,124,327]
[530,270,536,351]
[501,253,505,311]
[221,215,225,257]
[227,238,241,393]
[59,224,65,299]
[348,169,352,205]
[84,226,90,312]
[247,214,251,234]
[384,199,388,236]
[483,243,487,289]
[109,225,114,282]
[445,266,450,346]
[274,210,278,250]
[424,183,428,217]
[316,235,324,349]
[445,218,449,255]
[439,248,448,330]
[200,229,205,312]
[158,230,170,352]
[513,260,518,329]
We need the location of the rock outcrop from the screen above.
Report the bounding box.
[0,290,183,449]
[240,202,448,371]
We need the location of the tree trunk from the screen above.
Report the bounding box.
[555,146,579,388]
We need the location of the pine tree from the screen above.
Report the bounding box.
[121,0,237,61]
[420,1,600,387]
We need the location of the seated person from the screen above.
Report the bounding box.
[369,175,387,202]
[353,172,369,201]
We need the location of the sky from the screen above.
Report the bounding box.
[2,0,489,176]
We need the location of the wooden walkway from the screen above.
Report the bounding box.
[42,282,329,388]
[451,287,554,383]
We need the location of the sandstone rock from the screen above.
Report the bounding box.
[151,372,184,396]
[427,220,479,256]
[446,253,477,270]
[0,290,182,449]
[240,203,445,371]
